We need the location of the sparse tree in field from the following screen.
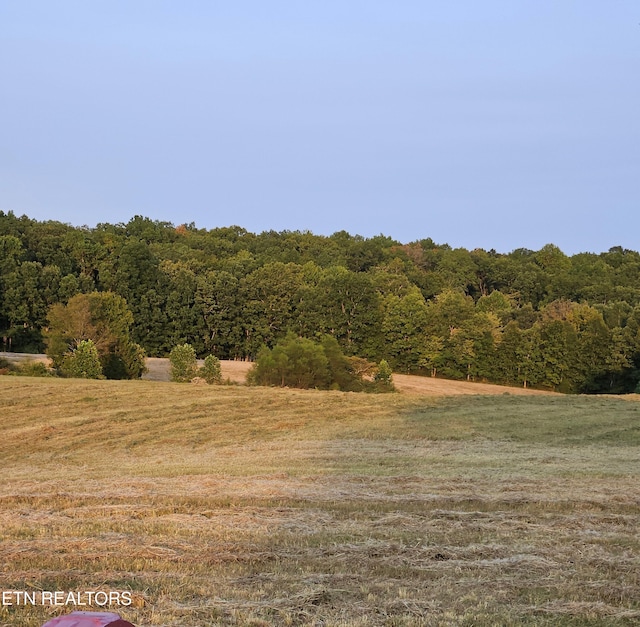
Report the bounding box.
[61,339,103,379]
[373,359,395,391]
[199,354,222,384]
[169,343,198,382]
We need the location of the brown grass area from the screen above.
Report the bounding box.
[391,373,557,397]
[0,377,639,626]
[145,358,250,385]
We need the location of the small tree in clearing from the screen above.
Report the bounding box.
[199,355,222,384]
[61,340,103,379]
[169,343,198,382]
[373,359,395,391]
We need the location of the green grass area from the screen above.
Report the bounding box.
[405,394,640,445]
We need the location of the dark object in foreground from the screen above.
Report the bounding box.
[41,611,134,627]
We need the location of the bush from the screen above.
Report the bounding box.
[199,355,222,384]
[61,340,103,379]
[321,335,364,391]
[15,361,53,377]
[169,343,198,382]
[248,333,388,392]
[101,342,147,380]
[249,334,330,389]
[0,357,14,375]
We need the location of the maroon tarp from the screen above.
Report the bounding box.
[41,611,134,627]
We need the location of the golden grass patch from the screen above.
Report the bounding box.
[1,377,639,626]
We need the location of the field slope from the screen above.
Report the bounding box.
[1,377,639,626]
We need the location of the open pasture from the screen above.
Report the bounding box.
[0,377,639,626]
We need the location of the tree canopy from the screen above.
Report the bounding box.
[3,210,640,393]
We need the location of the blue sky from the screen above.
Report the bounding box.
[1,1,638,254]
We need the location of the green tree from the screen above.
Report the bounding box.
[46,292,146,379]
[240,262,306,357]
[436,248,477,293]
[1,261,62,351]
[161,260,206,354]
[320,334,363,391]
[454,312,502,382]
[169,343,198,382]
[308,266,383,357]
[381,288,429,372]
[476,290,513,319]
[108,238,168,353]
[425,289,475,337]
[196,270,242,359]
[199,354,222,384]
[420,336,445,378]
[373,359,395,391]
[536,319,577,391]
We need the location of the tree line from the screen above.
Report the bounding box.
[1,210,640,393]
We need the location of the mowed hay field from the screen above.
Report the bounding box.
[1,378,639,626]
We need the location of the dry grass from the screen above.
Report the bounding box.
[0,377,639,626]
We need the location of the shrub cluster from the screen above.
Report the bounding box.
[248,333,394,392]
[0,357,55,377]
[169,344,222,384]
[60,339,104,379]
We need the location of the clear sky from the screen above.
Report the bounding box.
[1,1,638,254]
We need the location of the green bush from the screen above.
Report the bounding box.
[169,343,198,382]
[101,343,147,380]
[15,361,53,377]
[199,354,222,384]
[248,333,387,392]
[249,334,330,389]
[321,335,364,391]
[61,340,104,379]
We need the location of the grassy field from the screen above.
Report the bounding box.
[0,377,639,626]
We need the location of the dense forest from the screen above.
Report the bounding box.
[1,210,640,393]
